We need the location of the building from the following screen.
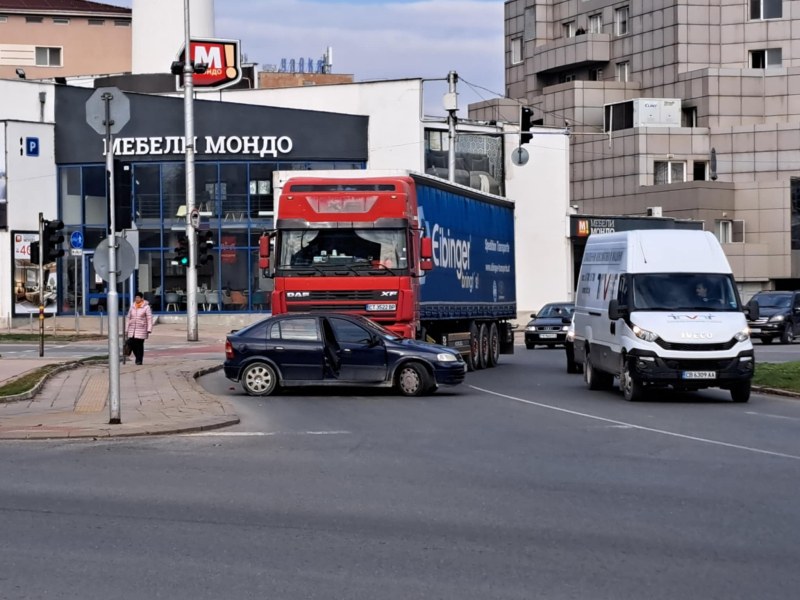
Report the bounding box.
[473,0,800,296]
[0,0,131,80]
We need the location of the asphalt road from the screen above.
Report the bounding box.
[2,344,799,599]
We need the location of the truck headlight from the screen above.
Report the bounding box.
[768,314,785,322]
[437,352,458,363]
[632,324,658,342]
[734,328,750,342]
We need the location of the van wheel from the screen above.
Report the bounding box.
[584,352,612,391]
[487,322,500,367]
[730,381,751,403]
[478,323,490,369]
[620,360,644,402]
[780,324,794,344]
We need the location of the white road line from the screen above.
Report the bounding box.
[183,430,352,437]
[745,411,800,422]
[470,385,800,461]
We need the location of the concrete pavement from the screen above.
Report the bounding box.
[0,315,255,440]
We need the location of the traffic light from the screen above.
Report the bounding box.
[42,219,65,262]
[198,231,214,266]
[520,106,534,145]
[174,235,189,267]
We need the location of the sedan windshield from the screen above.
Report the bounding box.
[279,229,408,273]
[538,304,574,318]
[753,293,791,308]
[631,273,740,311]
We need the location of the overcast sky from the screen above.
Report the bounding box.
[111,0,505,116]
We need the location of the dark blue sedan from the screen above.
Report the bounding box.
[224,313,467,396]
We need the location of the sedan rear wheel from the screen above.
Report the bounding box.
[396,362,431,396]
[241,362,278,396]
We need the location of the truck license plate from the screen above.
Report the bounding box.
[366,303,396,311]
[540,333,557,339]
[682,371,716,379]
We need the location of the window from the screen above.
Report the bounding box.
[589,68,603,81]
[750,48,782,69]
[271,318,320,341]
[681,106,698,127]
[654,160,686,184]
[523,6,536,41]
[26,16,43,23]
[589,14,602,33]
[35,47,62,67]
[0,16,7,23]
[53,17,70,24]
[693,161,708,181]
[87,18,104,25]
[718,220,745,243]
[511,37,523,64]
[559,73,577,83]
[615,6,629,35]
[563,21,575,38]
[616,61,629,82]
[114,20,130,27]
[750,0,781,20]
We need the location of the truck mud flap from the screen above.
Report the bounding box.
[446,332,472,360]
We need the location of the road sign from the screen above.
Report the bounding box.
[85,87,130,135]
[70,230,84,249]
[93,236,136,282]
[71,248,83,257]
[25,137,40,157]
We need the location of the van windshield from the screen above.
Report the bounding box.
[630,273,741,311]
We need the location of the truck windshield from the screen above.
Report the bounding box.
[278,229,408,272]
[630,273,741,311]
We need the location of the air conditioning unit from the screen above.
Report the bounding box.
[646,206,663,217]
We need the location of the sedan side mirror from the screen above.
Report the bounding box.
[562,317,572,324]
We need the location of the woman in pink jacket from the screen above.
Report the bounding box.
[126,291,153,365]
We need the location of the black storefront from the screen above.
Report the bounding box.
[569,214,704,285]
[50,86,368,315]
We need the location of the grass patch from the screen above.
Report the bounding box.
[0,333,106,342]
[0,364,63,398]
[752,362,800,393]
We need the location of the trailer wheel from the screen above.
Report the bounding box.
[478,323,490,369]
[467,322,481,371]
[487,322,500,367]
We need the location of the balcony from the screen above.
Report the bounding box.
[532,33,611,75]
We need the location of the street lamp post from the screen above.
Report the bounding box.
[183,0,198,341]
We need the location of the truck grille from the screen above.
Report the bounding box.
[287,290,395,301]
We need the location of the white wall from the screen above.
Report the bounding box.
[132,0,215,74]
[217,79,428,171]
[505,131,572,320]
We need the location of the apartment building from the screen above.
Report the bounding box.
[0,0,131,80]
[471,0,800,294]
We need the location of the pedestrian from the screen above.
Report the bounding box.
[126,290,153,365]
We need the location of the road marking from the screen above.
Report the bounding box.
[470,385,800,461]
[183,430,351,437]
[745,411,800,422]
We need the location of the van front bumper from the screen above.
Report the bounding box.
[626,348,754,386]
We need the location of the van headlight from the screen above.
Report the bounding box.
[436,352,458,363]
[768,314,785,322]
[734,328,750,342]
[632,324,658,342]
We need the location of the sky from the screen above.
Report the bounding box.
[111,0,506,117]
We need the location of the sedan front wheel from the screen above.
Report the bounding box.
[241,362,278,396]
[396,362,431,396]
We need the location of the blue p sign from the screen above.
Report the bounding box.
[25,137,40,157]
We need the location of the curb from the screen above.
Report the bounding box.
[0,357,107,404]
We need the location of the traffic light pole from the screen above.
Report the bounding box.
[38,213,44,357]
[183,0,198,342]
[104,92,122,424]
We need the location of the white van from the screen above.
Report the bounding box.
[572,229,756,402]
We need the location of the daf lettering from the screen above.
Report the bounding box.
[287,292,310,298]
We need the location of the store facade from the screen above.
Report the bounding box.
[51,85,368,316]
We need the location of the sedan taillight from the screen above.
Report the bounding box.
[225,339,234,360]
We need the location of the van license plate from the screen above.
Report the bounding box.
[682,371,716,379]
[540,334,557,339]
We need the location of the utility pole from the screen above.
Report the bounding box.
[184,0,199,342]
[444,71,458,183]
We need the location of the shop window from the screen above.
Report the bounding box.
[82,166,107,225]
[750,48,782,69]
[249,163,275,217]
[133,164,162,220]
[654,160,686,184]
[35,47,62,67]
[750,0,781,20]
[589,14,602,34]
[60,167,82,225]
[615,6,629,36]
[511,37,523,65]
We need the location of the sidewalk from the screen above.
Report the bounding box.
[0,317,246,440]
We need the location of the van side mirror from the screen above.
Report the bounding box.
[745,300,759,320]
[608,299,628,320]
